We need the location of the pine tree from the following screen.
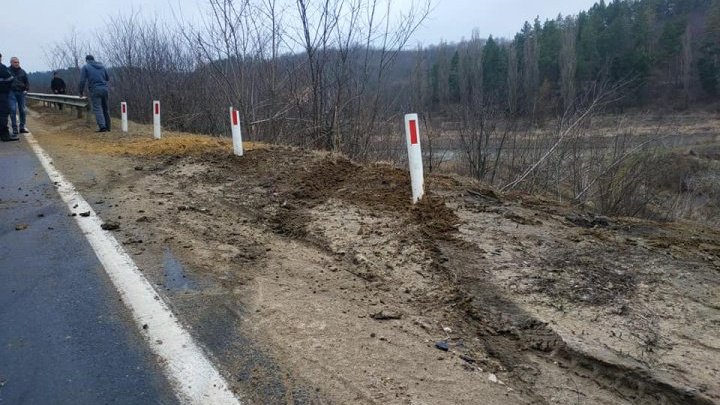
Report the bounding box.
[482,36,507,102]
[538,18,562,87]
[698,0,720,97]
[449,50,461,102]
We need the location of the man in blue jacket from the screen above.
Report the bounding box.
[78,55,111,132]
[0,53,19,142]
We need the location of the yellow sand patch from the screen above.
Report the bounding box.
[94,134,266,157]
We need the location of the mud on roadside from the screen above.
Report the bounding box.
[27,107,720,404]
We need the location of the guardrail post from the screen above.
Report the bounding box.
[153,100,161,139]
[230,107,243,156]
[121,102,128,132]
[404,113,425,204]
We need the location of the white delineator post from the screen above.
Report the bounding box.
[153,100,161,139]
[121,102,128,133]
[229,107,244,156]
[404,113,424,204]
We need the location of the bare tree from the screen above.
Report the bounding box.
[501,80,629,193]
[506,44,519,116]
[460,31,483,106]
[286,0,430,155]
[559,17,577,112]
[44,27,90,72]
[522,27,539,118]
[432,41,451,106]
[43,27,91,94]
[680,23,693,107]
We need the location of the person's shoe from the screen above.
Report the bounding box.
[95,127,108,133]
[12,128,18,135]
[19,128,29,134]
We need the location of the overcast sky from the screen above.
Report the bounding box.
[4,0,598,72]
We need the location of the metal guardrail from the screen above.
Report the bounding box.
[26,92,90,119]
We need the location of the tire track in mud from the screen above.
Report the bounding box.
[271,155,715,404]
[435,240,715,405]
[183,148,716,404]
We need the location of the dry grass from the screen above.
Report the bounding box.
[588,111,720,137]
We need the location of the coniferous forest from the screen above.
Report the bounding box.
[415,0,720,117]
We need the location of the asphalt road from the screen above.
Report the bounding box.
[0,137,178,404]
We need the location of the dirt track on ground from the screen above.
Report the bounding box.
[22,106,720,404]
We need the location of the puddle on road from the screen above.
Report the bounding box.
[163,248,196,291]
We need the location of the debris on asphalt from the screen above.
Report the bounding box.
[101,221,121,230]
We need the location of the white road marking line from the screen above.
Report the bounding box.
[25,133,242,405]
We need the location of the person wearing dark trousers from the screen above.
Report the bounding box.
[0,54,19,142]
[8,56,29,135]
[78,55,110,132]
[50,71,66,111]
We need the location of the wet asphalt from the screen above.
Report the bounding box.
[0,138,178,404]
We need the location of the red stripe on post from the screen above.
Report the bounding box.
[122,104,126,113]
[232,109,238,126]
[155,103,160,115]
[409,120,418,145]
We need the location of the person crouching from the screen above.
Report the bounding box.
[78,55,111,132]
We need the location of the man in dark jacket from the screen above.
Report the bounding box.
[78,55,111,132]
[8,56,29,135]
[50,71,66,110]
[0,53,19,142]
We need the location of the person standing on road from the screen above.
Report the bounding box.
[8,56,29,135]
[50,71,66,111]
[0,54,19,142]
[78,55,111,132]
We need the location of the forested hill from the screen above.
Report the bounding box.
[417,0,720,116]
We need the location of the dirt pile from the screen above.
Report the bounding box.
[26,106,720,404]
